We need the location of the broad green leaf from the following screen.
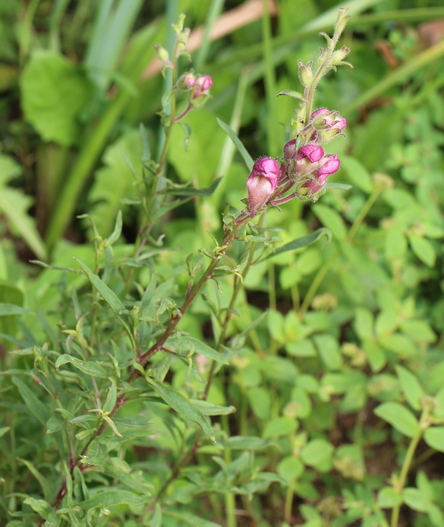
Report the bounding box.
[313,204,347,241]
[247,386,271,420]
[287,339,317,357]
[151,504,162,527]
[378,333,417,357]
[374,402,420,438]
[263,417,297,438]
[377,487,403,508]
[401,319,436,343]
[263,228,331,261]
[12,377,50,427]
[0,303,32,316]
[322,372,367,394]
[301,439,334,472]
[424,427,444,452]
[56,354,108,378]
[79,489,149,509]
[403,487,431,512]
[217,118,253,171]
[290,386,312,418]
[189,400,236,416]
[0,188,47,260]
[314,334,343,371]
[75,258,134,346]
[353,308,374,341]
[408,234,436,267]
[20,50,93,146]
[147,378,215,441]
[395,365,425,411]
[277,456,304,483]
[340,155,374,193]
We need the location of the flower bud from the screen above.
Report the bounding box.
[247,158,280,217]
[301,154,340,194]
[298,60,313,87]
[189,75,213,108]
[153,44,169,63]
[310,108,346,143]
[332,46,350,63]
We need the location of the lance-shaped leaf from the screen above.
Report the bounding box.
[147,378,215,441]
[261,228,331,262]
[217,118,253,171]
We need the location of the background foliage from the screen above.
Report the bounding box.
[1,1,444,526]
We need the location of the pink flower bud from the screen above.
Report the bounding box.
[297,144,324,162]
[192,75,213,99]
[310,108,347,136]
[302,154,340,194]
[184,73,196,88]
[247,158,280,217]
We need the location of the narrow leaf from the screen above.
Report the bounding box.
[74,258,134,346]
[55,354,108,378]
[79,489,149,509]
[276,90,306,101]
[0,303,33,316]
[163,177,223,197]
[12,377,49,427]
[147,378,215,441]
[190,399,236,416]
[217,118,253,171]
[395,365,425,411]
[182,336,229,364]
[262,228,331,262]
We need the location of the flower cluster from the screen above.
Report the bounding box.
[246,108,346,218]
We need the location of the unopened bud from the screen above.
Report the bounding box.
[332,46,350,63]
[298,60,313,87]
[154,44,169,63]
[247,158,280,217]
[373,173,394,191]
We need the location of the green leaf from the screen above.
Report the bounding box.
[263,416,297,438]
[424,427,444,452]
[181,336,229,364]
[277,456,304,483]
[23,497,53,520]
[247,386,271,420]
[79,489,149,509]
[0,188,48,260]
[164,177,222,196]
[147,378,215,441]
[378,333,417,357]
[403,487,431,512]
[408,234,436,267]
[55,354,109,378]
[12,377,50,427]
[0,303,33,316]
[18,458,52,501]
[325,182,352,190]
[374,402,420,438]
[301,439,334,472]
[395,365,425,411]
[263,228,331,262]
[313,334,343,371]
[151,504,162,527]
[340,155,374,193]
[276,89,305,100]
[20,50,93,146]
[313,205,347,241]
[74,258,134,346]
[189,400,236,416]
[217,118,253,171]
[103,379,117,414]
[377,487,403,508]
[224,435,278,450]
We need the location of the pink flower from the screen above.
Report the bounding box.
[297,144,324,162]
[247,158,280,217]
[192,75,213,98]
[310,109,346,142]
[302,155,340,194]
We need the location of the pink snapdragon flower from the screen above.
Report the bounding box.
[247,157,280,217]
[302,154,340,194]
[184,73,213,99]
[310,108,346,142]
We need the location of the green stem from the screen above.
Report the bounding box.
[390,430,422,527]
[139,217,250,367]
[347,189,381,242]
[284,480,295,524]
